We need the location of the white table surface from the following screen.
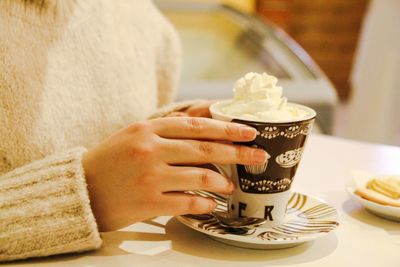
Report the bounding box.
[8,134,400,267]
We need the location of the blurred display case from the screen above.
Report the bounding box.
[155,1,337,133]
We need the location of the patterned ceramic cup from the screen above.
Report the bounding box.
[209,100,316,227]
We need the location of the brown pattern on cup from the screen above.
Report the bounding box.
[232,118,314,194]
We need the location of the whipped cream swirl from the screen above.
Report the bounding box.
[220,72,309,122]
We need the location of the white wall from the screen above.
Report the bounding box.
[341,0,400,146]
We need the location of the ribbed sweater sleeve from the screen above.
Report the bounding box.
[0,148,102,262]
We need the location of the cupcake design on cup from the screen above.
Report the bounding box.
[232,118,315,194]
[275,148,303,168]
[239,177,291,193]
[244,164,268,175]
[244,145,269,174]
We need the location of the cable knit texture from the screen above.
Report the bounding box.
[0,0,184,261]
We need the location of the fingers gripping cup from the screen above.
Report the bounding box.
[209,72,316,227]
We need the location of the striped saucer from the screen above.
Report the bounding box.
[177,192,339,249]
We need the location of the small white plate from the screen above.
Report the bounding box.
[177,192,339,249]
[347,170,400,222]
[346,186,400,222]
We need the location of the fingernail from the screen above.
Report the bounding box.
[209,200,217,211]
[254,149,270,164]
[227,182,235,194]
[240,126,256,139]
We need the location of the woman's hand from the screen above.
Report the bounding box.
[167,100,215,118]
[82,117,269,231]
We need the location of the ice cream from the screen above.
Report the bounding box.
[219,72,311,122]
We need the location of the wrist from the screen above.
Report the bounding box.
[82,151,104,230]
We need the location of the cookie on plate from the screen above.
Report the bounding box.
[355,177,400,207]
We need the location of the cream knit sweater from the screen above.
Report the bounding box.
[0,0,191,261]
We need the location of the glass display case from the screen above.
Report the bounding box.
[155,1,337,133]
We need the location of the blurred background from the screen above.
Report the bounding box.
[155,0,400,146]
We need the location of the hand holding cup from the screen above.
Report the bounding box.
[82,117,269,231]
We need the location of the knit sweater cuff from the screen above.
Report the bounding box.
[0,148,102,262]
[148,99,205,119]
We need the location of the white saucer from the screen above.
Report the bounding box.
[347,186,400,222]
[177,192,339,249]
